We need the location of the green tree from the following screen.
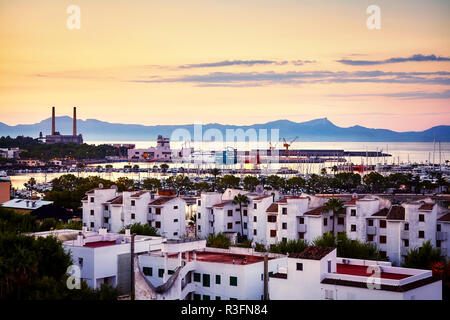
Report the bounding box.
[363,172,386,193]
[115,177,135,191]
[267,175,286,191]
[323,198,344,236]
[210,168,221,190]
[402,241,445,269]
[120,222,160,236]
[206,233,231,249]
[232,193,250,238]
[160,163,169,173]
[243,176,260,191]
[143,178,161,192]
[217,175,240,190]
[269,239,308,255]
[286,176,305,194]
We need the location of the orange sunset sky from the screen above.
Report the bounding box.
[0,0,449,131]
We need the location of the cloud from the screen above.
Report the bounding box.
[337,54,450,66]
[328,90,450,100]
[129,70,450,87]
[178,60,281,69]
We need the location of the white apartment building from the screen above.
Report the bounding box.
[31,228,163,290]
[269,246,442,300]
[196,190,450,265]
[82,188,187,239]
[135,239,286,300]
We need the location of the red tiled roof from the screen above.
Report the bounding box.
[266,203,278,213]
[372,208,389,217]
[438,213,450,222]
[84,241,117,248]
[304,205,326,216]
[253,195,271,201]
[131,191,148,198]
[108,196,123,205]
[149,196,175,206]
[386,206,405,221]
[336,264,409,280]
[289,246,335,260]
[419,203,434,211]
[213,201,233,208]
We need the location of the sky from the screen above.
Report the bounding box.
[0,0,449,131]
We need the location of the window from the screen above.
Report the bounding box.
[299,217,304,224]
[203,274,210,287]
[380,251,387,259]
[198,225,201,231]
[104,205,108,211]
[270,230,277,237]
[235,221,241,224]
[367,234,374,241]
[173,232,178,236]
[368,219,373,226]
[193,294,201,300]
[227,222,233,230]
[299,232,305,239]
[282,222,287,230]
[254,216,257,222]
[229,276,238,286]
[174,206,178,210]
[419,214,424,222]
[268,216,277,223]
[351,225,356,232]
[90,197,94,203]
[104,217,108,223]
[148,208,152,213]
[244,223,247,229]
[90,210,94,216]
[155,208,161,215]
[253,229,257,236]
[193,273,201,282]
[419,230,425,238]
[437,224,441,232]
[228,210,233,216]
[90,222,94,228]
[216,275,221,284]
[155,221,161,228]
[78,258,83,267]
[158,269,164,278]
[324,290,334,300]
[338,217,344,225]
[296,263,303,271]
[254,203,257,209]
[241,210,246,216]
[404,223,409,231]
[437,240,441,248]
[203,295,210,300]
[404,239,409,247]
[282,208,287,215]
[174,219,178,223]
[198,212,201,219]
[380,220,386,228]
[143,267,152,276]
[131,213,135,220]
[323,218,328,226]
[131,200,135,206]
[351,209,356,216]
[379,235,387,244]
[197,200,201,206]
[328,260,332,273]
[282,237,287,242]
[215,296,221,300]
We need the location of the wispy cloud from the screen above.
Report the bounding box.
[328,90,450,100]
[337,54,450,66]
[178,60,282,69]
[129,70,450,87]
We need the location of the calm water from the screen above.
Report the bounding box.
[9,141,450,190]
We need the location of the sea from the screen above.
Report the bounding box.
[8,141,450,190]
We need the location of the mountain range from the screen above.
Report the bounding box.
[0,117,449,142]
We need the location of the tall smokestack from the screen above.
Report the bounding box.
[73,107,77,136]
[52,106,55,135]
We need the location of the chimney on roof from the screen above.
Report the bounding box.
[73,107,77,136]
[51,106,55,135]
[77,231,84,246]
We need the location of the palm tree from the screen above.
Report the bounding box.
[210,168,221,191]
[232,193,250,239]
[323,198,345,236]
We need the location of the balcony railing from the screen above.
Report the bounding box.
[436,231,447,241]
[147,213,154,221]
[298,224,307,233]
[103,210,111,218]
[366,226,377,235]
[400,230,409,240]
[401,246,410,256]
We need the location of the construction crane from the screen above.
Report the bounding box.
[282,136,298,152]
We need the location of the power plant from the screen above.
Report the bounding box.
[45,106,83,144]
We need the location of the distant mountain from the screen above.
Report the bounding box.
[0,116,449,142]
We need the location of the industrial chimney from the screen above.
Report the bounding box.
[73,106,77,136]
[51,106,55,135]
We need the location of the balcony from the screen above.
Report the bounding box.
[401,246,410,256]
[103,223,110,230]
[209,214,214,223]
[298,224,307,233]
[103,210,111,218]
[366,226,377,235]
[147,213,154,221]
[436,231,447,241]
[400,230,409,240]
